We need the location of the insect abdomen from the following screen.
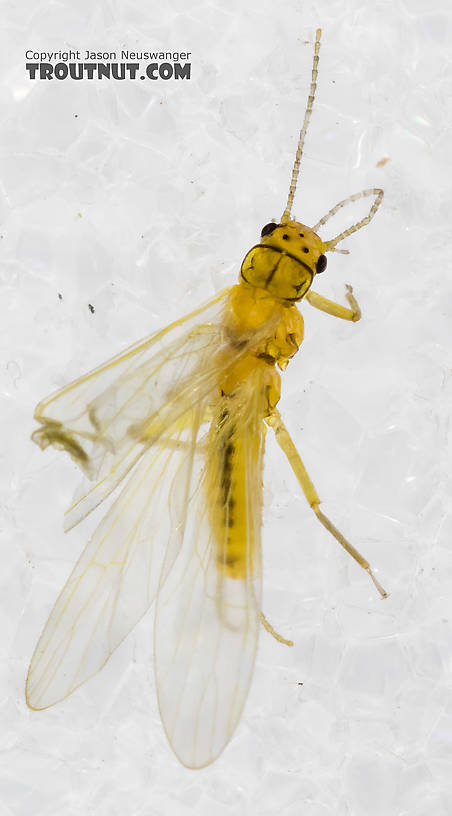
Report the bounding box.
[217,412,249,578]
[207,386,264,581]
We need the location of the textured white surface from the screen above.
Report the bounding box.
[1,0,452,812]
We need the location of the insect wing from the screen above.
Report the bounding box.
[28,286,278,745]
[155,379,266,768]
[26,295,274,712]
[32,288,230,490]
[26,405,207,710]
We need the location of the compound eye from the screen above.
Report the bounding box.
[261,222,278,237]
[316,254,327,274]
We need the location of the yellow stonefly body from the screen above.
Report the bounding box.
[211,221,323,580]
[26,29,387,769]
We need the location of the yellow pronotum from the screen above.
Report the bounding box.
[27,28,386,769]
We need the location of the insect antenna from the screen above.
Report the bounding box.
[281,27,322,225]
[314,188,384,251]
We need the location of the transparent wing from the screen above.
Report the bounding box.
[27,291,241,708]
[32,288,231,488]
[28,287,277,751]
[155,372,266,768]
[26,404,207,710]
[32,285,279,531]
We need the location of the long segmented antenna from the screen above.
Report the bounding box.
[313,188,384,251]
[281,28,322,225]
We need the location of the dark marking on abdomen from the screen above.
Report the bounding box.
[219,408,235,530]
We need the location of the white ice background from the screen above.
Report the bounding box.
[1,0,452,813]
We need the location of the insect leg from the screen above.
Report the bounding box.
[266,409,387,599]
[305,284,361,322]
[260,612,293,647]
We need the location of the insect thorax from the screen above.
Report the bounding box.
[222,285,304,384]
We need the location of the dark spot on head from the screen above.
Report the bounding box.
[282,234,289,240]
[303,247,309,253]
[316,254,327,274]
[261,222,278,237]
[299,233,304,238]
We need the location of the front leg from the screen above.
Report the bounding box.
[306,284,361,322]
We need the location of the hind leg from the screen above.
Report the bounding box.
[266,409,387,598]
